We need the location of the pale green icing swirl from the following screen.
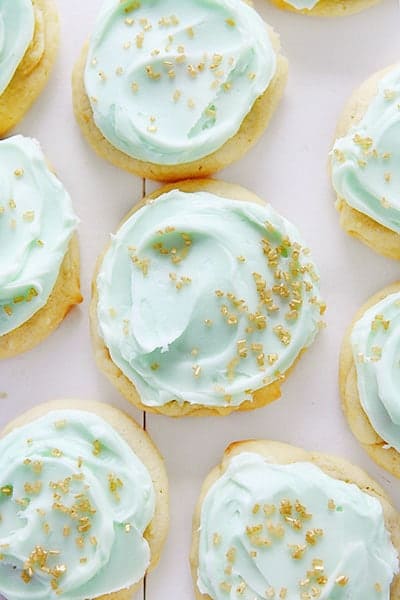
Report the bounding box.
[0,136,78,337]
[332,66,400,234]
[97,190,324,409]
[198,452,398,600]
[0,0,35,95]
[283,0,319,9]
[0,409,155,600]
[351,291,400,452]
[84,0,277,165]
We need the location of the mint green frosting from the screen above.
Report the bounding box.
[284,0,319,9]
[351,291,400,452]
[96,189,323,409]
[198,452,398,600]
[0,136,78,337]
[84,0,277,165]
[0,409,155,600]
[332,66,400,234]
[0,0,35,95]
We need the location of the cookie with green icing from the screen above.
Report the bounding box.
[340,282,400,478]
[269,0,381,17]
[0,0,60,136]
[73,0,288,181]
[0,135,81,359]
[91,180,325,417]
[191,440,400,600]
[331,64,400,259]
[0,399,169,600]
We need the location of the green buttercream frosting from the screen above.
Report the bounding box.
[198,452,398,599]
[97,189,324,409]
[0,136,78,337]
[84,0,277,165]
[0,409,155,600]
[0,0,35,95]
[351,291,400,452]
[332,66,400,233]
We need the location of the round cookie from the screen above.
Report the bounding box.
[191,440,400,600]
[269,0,381,17]
[340,282,400,478]
[0,399,169,600]
[330,64,400,259]
[91,179,325,417]
[0,0,60,136]
[0,136,82,359]
[72,0,288,182]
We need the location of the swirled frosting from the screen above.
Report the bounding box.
[332,66,400,234]
[351,291,400,452]
[0,409,155,600]
[197,452,398,600]
[97,189,324,409]
[0,0,35,95]
[84,0,277,165]
[0,136,78,337]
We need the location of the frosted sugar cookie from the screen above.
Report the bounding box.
[191,440,400,600]
[340,282,400,478]
[91,179,325,417]
[269,0,381,17]
[0,136,81,359]
[73,0,288,182]
[0,399,169,600]
[0,0,59,136]
[331,65,400,259]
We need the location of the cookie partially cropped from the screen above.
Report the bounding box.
[0,399,169,600]
[91,179,325,417]
[0,135,81,359]
[191,440,400,600]
[331,64,400,259]
[340,282,400,478]
[72,0,288,182]
[0,0,59,136]
[269,0,381,16]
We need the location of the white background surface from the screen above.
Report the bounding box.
[1,1,400,598]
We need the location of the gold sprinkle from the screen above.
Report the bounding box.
[335,575,349,587]
[124,0,141,13]
[226,547,236,563]
[375,582,382,593]
[150,363,160,371]
[98,71,107,81]
[3,305,12,317]
[92,440,102,456]
[186,27,194,38]
[0,485,13,496]
[115,66,124,76]
[136,33,144,48]
[14,168,24,177]
[384,171,392,183]
[226,17,236,26]
[63,526,71,537]
[51,449,63,458]
[192,365,201,378]
[213,533,221,546]
[204,319,213,327]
